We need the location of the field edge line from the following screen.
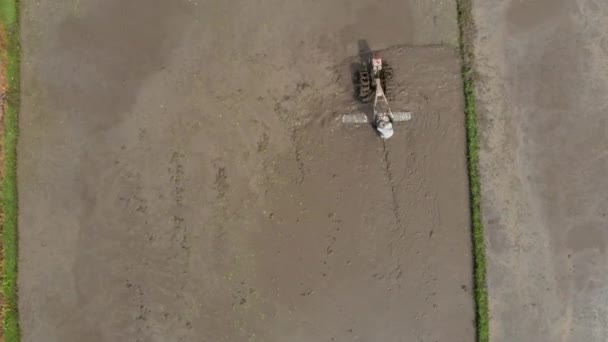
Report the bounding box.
[0,0,21,340]
[456,0,490,341]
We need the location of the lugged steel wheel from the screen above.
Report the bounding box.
[381,63,394,100]
[382,63,393,80]
[384,81,394,101]
[358,68,372,102]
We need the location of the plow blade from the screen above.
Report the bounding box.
[341,111,412,124]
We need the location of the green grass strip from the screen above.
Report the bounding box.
[456,0,489,341]
[0,0,21,340]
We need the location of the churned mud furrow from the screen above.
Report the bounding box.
[381,141,404,235]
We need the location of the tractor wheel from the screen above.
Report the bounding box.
[382,64,393,81]
[384,82,394,101]
[382,76,395,101]
[357,68,371,102]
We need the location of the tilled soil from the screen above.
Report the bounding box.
[474,0,608,340]
[18,1,473,341]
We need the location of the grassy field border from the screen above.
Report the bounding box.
[456,0,489,341]
[0,0,21,340]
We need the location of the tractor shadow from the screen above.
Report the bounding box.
[350,39,376,129]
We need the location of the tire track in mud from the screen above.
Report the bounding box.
[381,141,404,235]
[168,150,192,287]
